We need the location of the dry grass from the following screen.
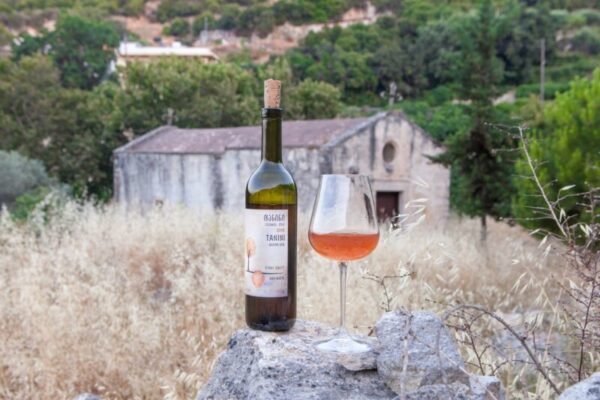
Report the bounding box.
[0,201,573,399]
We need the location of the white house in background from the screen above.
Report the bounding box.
[113,111,450,223]
[115,41,219,67]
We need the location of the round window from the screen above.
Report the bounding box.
[382,142,396,164]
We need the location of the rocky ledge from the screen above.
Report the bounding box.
[197,310,505,400]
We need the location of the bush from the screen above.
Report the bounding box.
[423,85,456,106]
[515,81,571,99]
[514,69,600,230]
[547,54,599,81]
[572,8,600,25]
[0,151,50,206]
[192,13,216,36]
[156,0,202,22]
[287,79,341,120]
[217,4,242,30]
[163,17,190,37]
[571,28,600,55]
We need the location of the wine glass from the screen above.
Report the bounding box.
[308,174,379,353]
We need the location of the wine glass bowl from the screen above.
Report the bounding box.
[308,174,379,353]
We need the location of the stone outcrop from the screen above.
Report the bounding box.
[197,311,505,400]
[559,372,600,400]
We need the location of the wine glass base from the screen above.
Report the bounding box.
[316,334,371,354]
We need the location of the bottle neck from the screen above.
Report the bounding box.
[261,108,283,163]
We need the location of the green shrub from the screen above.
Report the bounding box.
[547,54,599,81]
[571,28,600,55]
[217,4,242,30]
[550,9,569,26]
[423,85,456,106]
[565,10,587,28]
[192,12,216,36]
[399,101,471,142]
[572,8,600,25]
[156,0,202,22]
[515,81,571,99]
[287,79,341,120]
[0,151,50,206]
[514,69,600,230]
[163,17,190,37]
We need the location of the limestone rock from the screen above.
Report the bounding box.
[469,375,505,400]
[197,312,505,400]
[73,394,101,400]
[375,310,468,393]
[197,320,396,400]
[559,372,600,400]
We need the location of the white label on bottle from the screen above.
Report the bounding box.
[244,209,288,297]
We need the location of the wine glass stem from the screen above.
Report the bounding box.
[338,261,348,334]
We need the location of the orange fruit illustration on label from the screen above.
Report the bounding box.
[252,271,265,288]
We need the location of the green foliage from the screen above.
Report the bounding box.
[400,101,471,142]
[156,0,202,22]
[50,13,119,89]
[119,59,259,135]
[0,0,145,16]
[433,0,515,222]
[237,5,275,37]
[0,55,124,199]
[12,13,119,90]
[515,81,571,99]
[0,23,11,45]
[163,17,190,37]
[514,69,600,228]
[571,27,600,54]
[547,53,600,81]
[10,186,51,221]
[495,4,558,84]
[286,79,341,119]
[0,150,50,206]
[217,4,242,30]
[193,13,217,36]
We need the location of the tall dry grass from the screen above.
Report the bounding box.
[0,201,571,399]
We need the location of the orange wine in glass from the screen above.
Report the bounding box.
[308,174,379,353]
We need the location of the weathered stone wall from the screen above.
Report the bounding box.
[114,113,450,223]
[114,148,322,212]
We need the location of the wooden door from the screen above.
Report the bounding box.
[376,191,400,222]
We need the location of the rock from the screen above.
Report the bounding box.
[336,347,378,372]
[197,312,505,400]
[469,375,505,400]
[375,310,469,393]
[197,320,396,400]
[73,394,101,400]
[559,372,600,400]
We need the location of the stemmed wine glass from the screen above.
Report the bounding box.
[308,174,379,353]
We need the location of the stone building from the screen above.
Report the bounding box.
[113,111,450,223]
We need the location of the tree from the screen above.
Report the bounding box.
[12,13,120,90]
[514,69,600,230]
[0,55,124,198]
[49,13,119,89]
[287,79,341,120]
[119,59,259,135]
[433,0,514,240]
[164,17,190,37]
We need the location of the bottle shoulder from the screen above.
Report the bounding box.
[246,161,297,205]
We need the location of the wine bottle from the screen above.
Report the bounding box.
[245,79,297,331]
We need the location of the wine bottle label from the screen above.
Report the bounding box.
[244,209,288,297]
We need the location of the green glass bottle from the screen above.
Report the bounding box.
[245,80,297,331]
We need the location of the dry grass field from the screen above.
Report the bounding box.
[0,200,577,399]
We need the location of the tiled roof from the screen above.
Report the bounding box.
[117,117,374,155]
